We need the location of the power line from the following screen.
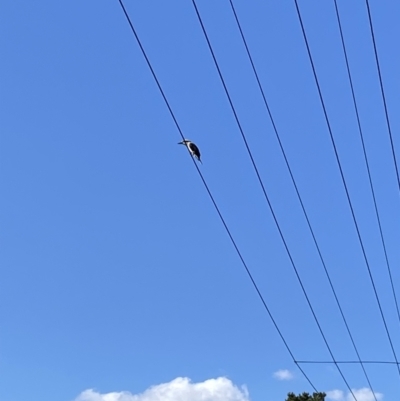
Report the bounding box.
[115,0,317,392]
[190,0,358,398]
[364,0,400,195]
[333,0,400,352]
[226,0,377,399]
[297,360,400,365]
[292,0,400,380]
[225,0,380,397]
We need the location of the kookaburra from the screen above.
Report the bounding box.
[178,139,202,163]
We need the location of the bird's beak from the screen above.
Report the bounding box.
[178,141,183,145]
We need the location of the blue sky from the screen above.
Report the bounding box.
[1,1,400,400]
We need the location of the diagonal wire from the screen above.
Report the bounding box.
[292,0,400,380]
[364,0,400,194]
[334,0,400,369]
[190,0,358,398]
[226,0,378,399]
[115,0,317,391]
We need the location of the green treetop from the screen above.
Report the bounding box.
[285,392,326,401]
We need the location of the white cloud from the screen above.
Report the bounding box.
[74,377,250,401]
[273,369,294,381]
[327,388,383,401]
[347,388,383,401]
[327,390,344,400]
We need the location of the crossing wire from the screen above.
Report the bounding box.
[297,360,400,365]
[225,0,378,398]
[365,0,400,195]
[190,1,358,399]
[292,0,400,380]
[334,0,400,356]
[115,0,317,392]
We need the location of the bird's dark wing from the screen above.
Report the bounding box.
[189,142,201,158]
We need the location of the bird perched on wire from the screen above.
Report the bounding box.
[178,139,202,163]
